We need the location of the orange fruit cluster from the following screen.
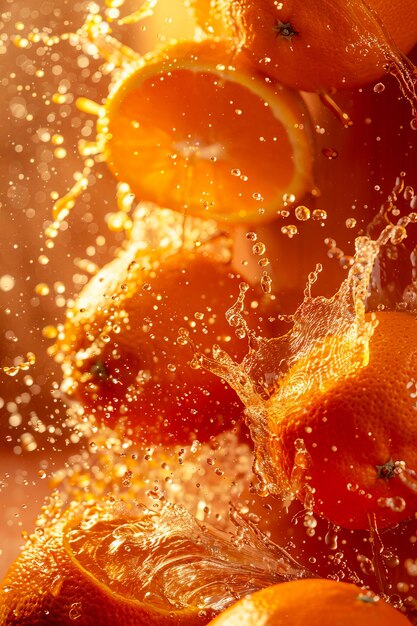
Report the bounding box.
[2,1,417,625]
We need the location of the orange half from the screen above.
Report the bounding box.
[102,39,314,223]
[0,498,214,626]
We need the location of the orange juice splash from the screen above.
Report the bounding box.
[7,432,312,617]
[13,1,158,243]
[6,486,310,621]
[197,179,417,507]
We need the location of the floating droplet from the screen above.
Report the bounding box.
[312,209,327,221]
[35,283,50,296]
[295,205,310,221]
[281,224,298,238]
[373,82,385,93]
[322,147,338,160]
[252,242,266,256]
[390,225,407,245]
[261,272,273,293]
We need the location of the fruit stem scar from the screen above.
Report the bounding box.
[376,459,396,480]
[273,20,299,41]
[90,360,109,380]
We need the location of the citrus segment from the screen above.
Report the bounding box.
[208,578,411,625]
[103,39,314,223]
[273,311,417,530]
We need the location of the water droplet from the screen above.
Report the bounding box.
[295,205,310,221]
[281,224,298,238]
[357,554,375,576]
[312,209,327,221]
[388,224,407,245]
[373,82,385,93]
[69,602,82,620]
[322,147,338,160]
[325,527,339,550]
[261,272,273,293]
[35,283,50,296]
[3,366,20,377]
[252,242,266,256]
[345,217,356,229]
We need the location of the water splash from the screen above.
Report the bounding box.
[66,499,311,612]
[198,184,417,504]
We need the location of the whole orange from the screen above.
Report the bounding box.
[53,223,272,446]
[269,311,417,530]
[197,0,417,92]
[207,578,411,625]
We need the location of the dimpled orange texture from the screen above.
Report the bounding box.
[103,38,314,223]
[274,311,417,530]
[199,0,417,92]
[207,579,411,625]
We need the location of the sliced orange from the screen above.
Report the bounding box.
[0,498,214,626]
[101,39,314,223]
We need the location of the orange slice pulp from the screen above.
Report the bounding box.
[101,39,314,223]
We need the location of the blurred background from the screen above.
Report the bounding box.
[1,0,416,577]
